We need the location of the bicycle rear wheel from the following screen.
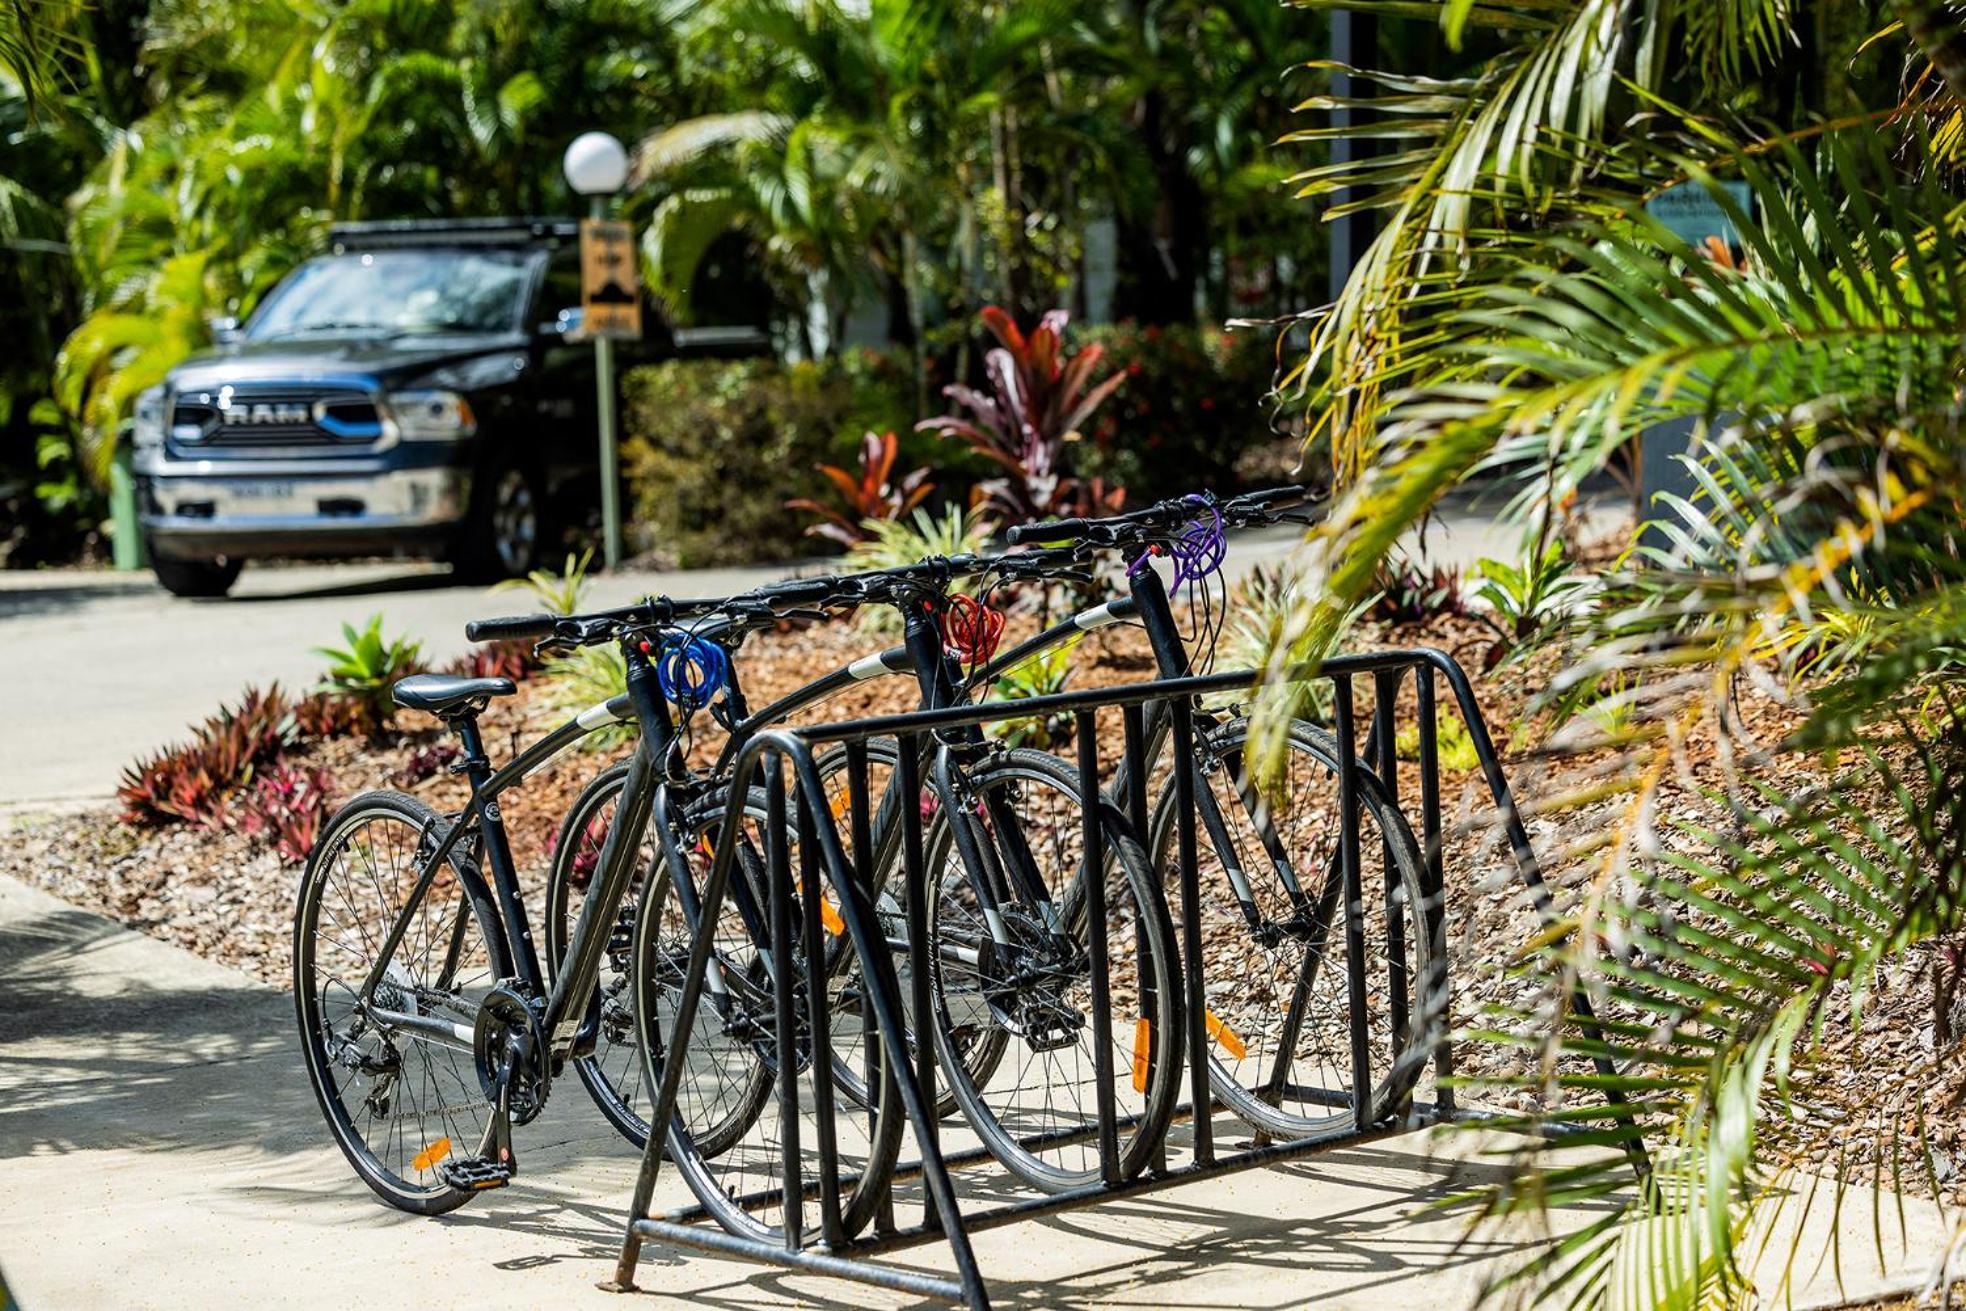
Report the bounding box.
[925,747,1185,1193]
[294,791,500,1215]
[631,780,903,1244]
[1148,718,1439,1140]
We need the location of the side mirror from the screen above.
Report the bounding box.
[208,315,244,345]
[537,307,585,342]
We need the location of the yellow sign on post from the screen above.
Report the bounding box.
[578,218,643,341]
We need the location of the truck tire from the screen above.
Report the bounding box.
[151,552,243,598]
[454,453,545,582]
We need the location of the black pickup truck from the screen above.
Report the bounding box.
[130,217,761,597]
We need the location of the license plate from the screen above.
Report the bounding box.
[228,481,294,501]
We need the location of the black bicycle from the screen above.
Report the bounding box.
[291,576,863,1215]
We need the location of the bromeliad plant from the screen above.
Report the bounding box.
[119,685,293,829]
[786,430,935,547]
[919,307,1128,525]
[314,615,424,737]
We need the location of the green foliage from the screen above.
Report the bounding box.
[620,354,912,566]
[492,548,594,616]
[118,684,293,829]
[1076,322,1286,502]
[1470,539,1585,666]
[539,646,632,751]
[1393,712,1479,772]
[986,636,1080,750]
[843,506,993,573]
[842,506,993,634]
[1262,5,1966,1306]
[313,615,425,736]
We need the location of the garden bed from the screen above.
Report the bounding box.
[6,592,1951,1211]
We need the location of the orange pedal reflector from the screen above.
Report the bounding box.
[411,1137,452,1172]
[800,878,846,936]
[1204,1009,1248,1061]
[1131,1017,1152,1093]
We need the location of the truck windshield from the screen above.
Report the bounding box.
[248,249,531,340]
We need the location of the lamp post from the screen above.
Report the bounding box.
[563,131,631,570]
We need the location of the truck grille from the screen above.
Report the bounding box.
[168,387,384,453]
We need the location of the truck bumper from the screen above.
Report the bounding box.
[138,465,469,561]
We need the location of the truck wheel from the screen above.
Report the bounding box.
[456,455,545,582]
[151,553,243,599]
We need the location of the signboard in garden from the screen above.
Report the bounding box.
[578,218,643,341]
[1645,180,1754,253]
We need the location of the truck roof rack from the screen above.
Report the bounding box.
[327,218,581,252]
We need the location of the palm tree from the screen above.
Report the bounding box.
[1259,3,1966,1305]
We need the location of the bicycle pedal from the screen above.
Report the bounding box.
[439,1154,514,1192]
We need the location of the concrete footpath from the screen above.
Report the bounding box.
[0,875,1949,1310]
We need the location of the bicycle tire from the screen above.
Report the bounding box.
[1147,717,1439,1140]
[925,746,1186,1193]
[294,790,500,1215]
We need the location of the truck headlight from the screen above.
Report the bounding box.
[385,390,477,441]
[132,385,167,449]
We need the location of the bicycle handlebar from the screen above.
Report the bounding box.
[464,612,561,643]
[1004,484,1317,546]
[464,575,844,647]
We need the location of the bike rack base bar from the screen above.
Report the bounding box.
[622,1217,969,1302]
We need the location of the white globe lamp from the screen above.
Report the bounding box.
[563,132,629,196]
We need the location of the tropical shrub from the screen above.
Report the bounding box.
[1469,538,1585,668]
[918,307,1128,525]
[442,641,540,685]
[842,507,993,634]
[1259,5,1966,1306]
[786,430,935,548]
[1075,322,1284,503]
[492,548,593,616]
[620,355,911,566]
[539,646,632,751]
[986,637,1079,750]
[119,685,293,829]
[313,615,425,737]
[1366,552,1465,627]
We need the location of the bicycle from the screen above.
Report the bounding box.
[292,575,871,1215]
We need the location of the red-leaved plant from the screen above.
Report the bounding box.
[918,307,1128,524]
[236,762,333,865]
[786,430,935,547]
[119,685,294,829]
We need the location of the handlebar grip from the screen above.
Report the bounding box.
[1006,518,1099,546]
[465,612,560,643]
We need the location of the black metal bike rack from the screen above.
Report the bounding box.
[605,648,1616,1308]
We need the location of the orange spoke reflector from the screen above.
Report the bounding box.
[800,878,846,935]
[411,1137,452,1172]
[1131,1017,1152,1093]
[1204,1009,1248,1061]
[694,837,713,859]
[830,791,852,821]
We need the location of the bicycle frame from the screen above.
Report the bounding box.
[350,643,682,1065]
